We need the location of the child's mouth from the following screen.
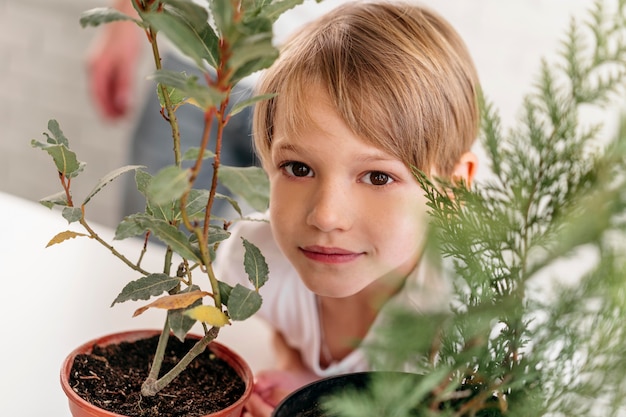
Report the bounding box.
[299,246,363,264]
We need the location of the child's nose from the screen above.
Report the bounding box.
[306,181,352,232]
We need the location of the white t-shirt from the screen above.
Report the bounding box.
[213,212,450,377]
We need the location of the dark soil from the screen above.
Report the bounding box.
[69,335,246,417]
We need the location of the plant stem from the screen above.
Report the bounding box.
[143,316,171,390]
[141,326,220,396]
[146,26,182,168]
[78,214,150,276]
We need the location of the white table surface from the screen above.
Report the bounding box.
[0,191,273,416]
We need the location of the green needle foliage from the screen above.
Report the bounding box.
[32,0,315,398]
[325,1,626,416]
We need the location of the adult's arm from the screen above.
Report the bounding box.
[86,0,143,120]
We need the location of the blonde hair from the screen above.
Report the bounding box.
[253,1,480,176]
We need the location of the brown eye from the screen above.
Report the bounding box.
[365,171,392,186]
[284,162,313,177]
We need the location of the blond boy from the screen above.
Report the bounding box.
[214,2,480,416]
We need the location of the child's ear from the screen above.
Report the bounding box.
[451,151,478,187]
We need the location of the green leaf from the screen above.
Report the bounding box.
[227,284,262,321]
[184,189,210,220]
[136,217,202,263]
[208,224,231,246]
[218,281,234,306]
[242,238,269,289]
[47,119,69,147]
[149,69,225,109]
[142,4,218,68]
[229,33,278,80]
[146,165,190,207]
[168,284,202,342]
[111,273,180,306]
[135,169,152,195]
[182,147,216,161]
[218,166,269,211]
[39,191,68,209]
[230,93,276,117]
[62,207,82,223]
[83,165,144,206]
[157,84,187,108]
[211,0,235,38]
[114,213,150,240]
[31,120,84,178]
[215,193,243,218]
[134,170,174,221]
[79,7,141,28]
[187,225,231,262]
[253,0,308,23]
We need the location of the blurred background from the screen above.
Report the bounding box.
[0,0,619,229]
[0,0,147,228]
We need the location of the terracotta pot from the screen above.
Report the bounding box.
[61,329,253,417]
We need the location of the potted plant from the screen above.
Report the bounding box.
[31,0,310,416]
[274,1,626,416]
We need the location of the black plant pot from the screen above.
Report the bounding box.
[272,371,418,417]
[272,372,370,417]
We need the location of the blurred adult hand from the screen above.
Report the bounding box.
[86,12,142,120]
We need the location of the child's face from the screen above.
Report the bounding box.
[266,88,431,299]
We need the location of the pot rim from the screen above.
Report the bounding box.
[60,329,254,417]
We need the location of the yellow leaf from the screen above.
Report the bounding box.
[185,305,230,327]
[133,290,211,317]
[46,230,90,247]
